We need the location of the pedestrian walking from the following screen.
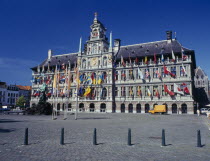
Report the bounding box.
[197,109,200,116]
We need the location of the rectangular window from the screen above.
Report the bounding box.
[153,86,158,96]
[8,93,10,97]
[145,86,150,96]
[145,69,150,79]
[115,87,118,96]
[180,65,187,77]
[171,84,174,92]
[171,66,176,76]
[129,69,134,80]
[162,85,167,96]
[115,71,118,81]
[121,70,126,81]
[121,86,126,97]
[153,68,158,78]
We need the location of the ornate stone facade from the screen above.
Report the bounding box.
[31,14,196,114]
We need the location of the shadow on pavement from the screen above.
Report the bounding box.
[0,128,16,133]
[78,117,110,120]
[0,119,22,123]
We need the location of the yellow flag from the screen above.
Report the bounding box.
[84,86,91,96]
[145,56,148,64]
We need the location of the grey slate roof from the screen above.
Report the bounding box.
[31,53,78,70]
[117,39,192,59]
[31,39,193,70]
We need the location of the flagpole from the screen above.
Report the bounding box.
[75,64,79,120]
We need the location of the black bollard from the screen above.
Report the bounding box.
[161,129,166,146]
[197,130,202,147]
[93,128,97,145]
[128,128,131,146]
[24,128,28,145]
[60,128,64,145]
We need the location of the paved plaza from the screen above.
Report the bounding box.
[0,113,210,161]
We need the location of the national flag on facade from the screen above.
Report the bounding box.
[171,50,176,62]
[145,56,148,65]
[181,83,190,94]
[135,57,139,65]
[181,48,188,60]
[145,70,150,78]
[137,86,142,97]
[84,86,91,96]
[121,55,126,67]
[164,84,175,96]
[155,89,160,99]
[164,66,169,74]
[181,64,186,75]
[154,53,157,64]
[174,83,184,95]
[138,68,144,79]
[147,88,151,96]
[155,70,161,78]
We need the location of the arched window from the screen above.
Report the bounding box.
[172,104,177,114]
[68,103,72,111]
[136,104,141,113]
[101,88,107,100]
[79,103,84,112]
[103,57,107,66]
[121,104,125,113]
[100,103,106,112]
[196,75,199,79]
[128,104,133,113]
[201,75,204,79]
[153,103,158,108]
[145,104,150,113]
[90,103,95,112]
[181,104,187,114]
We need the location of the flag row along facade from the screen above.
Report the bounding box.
[30,14,196,114]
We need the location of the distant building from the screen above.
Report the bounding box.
[0,81,31,108]
[194,66,209,109]
[6,85,19,108]
[31,14,197,114]
[16,85,31,107]
[0,82,7,107]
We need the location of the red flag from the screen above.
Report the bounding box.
[155,70,161,78]
[121,55,126,67]
[135,57,139,65]
[164,84,175,96]
[184,87,190,94]
[146,70,150,78]
[169,72,176,78]
[154,53,157,64]
[164,66,169,74]
[156,89,160,98]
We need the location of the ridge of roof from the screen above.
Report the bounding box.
[52,52,78,57]
[121,40,168,48]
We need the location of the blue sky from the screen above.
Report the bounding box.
[0,0,210,85]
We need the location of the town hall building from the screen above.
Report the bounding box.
[31,14,196,114]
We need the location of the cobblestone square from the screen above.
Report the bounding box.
[0,113,210,161]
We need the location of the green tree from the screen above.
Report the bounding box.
[16,96,26,108]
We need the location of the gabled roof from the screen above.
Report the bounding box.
[195,66,207,76]
[117,39,192,59]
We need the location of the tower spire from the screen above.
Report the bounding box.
[79,37,82,53]
[109,31,112,51]
[94,12,98,21]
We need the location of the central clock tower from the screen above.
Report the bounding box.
[86,12,109,55]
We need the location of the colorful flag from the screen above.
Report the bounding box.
[181,48,188,60]
[146,70,150,78]
[181,64,186,75]
[164,84,175,96]
[154,53,157,64]
[84,86,91,96]
[156,89,160,99]
[145,56,148,65]
[121,55,126,67]
[171,50,176,62]
[137,86,142,97]
[147,88,151,96]
[164,66,170,74]
[135,57,139,65]
[181,83,190,94]
[138,68,144,79]
[174,83,184,95]
[155,70,161,78]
